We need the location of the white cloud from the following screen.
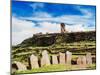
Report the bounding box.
[12,17,35,32]
[20,13,95,28]
[30,3,44,10]
[36,22,60,33]
[65,24,95,32]
[77,6,95,19]
[12,16,60,45]
[32,12,52,18]
[12,6,95,45]
[19,4,95,28]
[12,16,95,45]
[65,24,84,32]
[12,16,35,45]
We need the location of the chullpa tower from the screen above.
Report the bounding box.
[61,23,66,33]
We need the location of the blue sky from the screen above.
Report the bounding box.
[12,0,96,45]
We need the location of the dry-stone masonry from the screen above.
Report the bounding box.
[29,54,39,69]
[12,51,94,71]
[77,56,87,68]
[77,56,82,65]
[41,50,50,67]
[52,55,58,64]
[86,52,92,65]
[81,56,87,66]
[61,23,67,33]
[59,52,65,64]
[13,61,27,71]
[65,51,72,65]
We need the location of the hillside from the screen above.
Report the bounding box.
[12,31,96,65]
[15,31,96,47]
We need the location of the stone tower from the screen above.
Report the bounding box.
[61,23,66,33]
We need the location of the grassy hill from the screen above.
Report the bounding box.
[12,31,96,65]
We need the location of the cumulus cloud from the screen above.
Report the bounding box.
[12,16,60,45]
[30,2,44,11]
[12,16,35,45]
[20,12,95,28]
[65,24,95,32]
[77,6,95,18]
[12,4,95,45]
[32,12,52,18]
[12,15,95,45]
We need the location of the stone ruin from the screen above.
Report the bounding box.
[86,52,92,65]
[52,55,58,64]
[41,50,51,67]
[59,52,65,64]
[12,61,27,71]
[12,50,94,72]
[28,54,39,69]
[77,56,87,68]
[61,23,67,33]
[77,53,92,68]
[65,51,72,65]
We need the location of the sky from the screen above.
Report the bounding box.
[12,0,96,45]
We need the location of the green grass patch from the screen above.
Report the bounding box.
[15,64,96,74]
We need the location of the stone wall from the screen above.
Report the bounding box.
[12,50,94,71]
[21,31,96,46]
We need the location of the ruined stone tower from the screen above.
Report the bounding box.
[61,23,66,33]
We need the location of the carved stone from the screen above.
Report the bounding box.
[41,50,50,67]
[86,53,92,65]
[65,51,72,65]
[29,54,39,69]
[12,61,27,71]
[52,55,58,64]
[59,52,65,64]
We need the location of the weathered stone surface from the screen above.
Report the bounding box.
[81,56,87,66]
[29,54,39,69]
[61,23,67,33]
[77,56,82,65]
[59,52,65,64]
[20,31,95,47]
[52,55,58,64]
[86,53,92,65]
[41,50,50,67]
[13,61,27,71]
[65,51,72,65]
[77,56,87,68]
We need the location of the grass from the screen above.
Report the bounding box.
[87,64,96,69]
[15,64,96,74]
[12,40,96,74]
